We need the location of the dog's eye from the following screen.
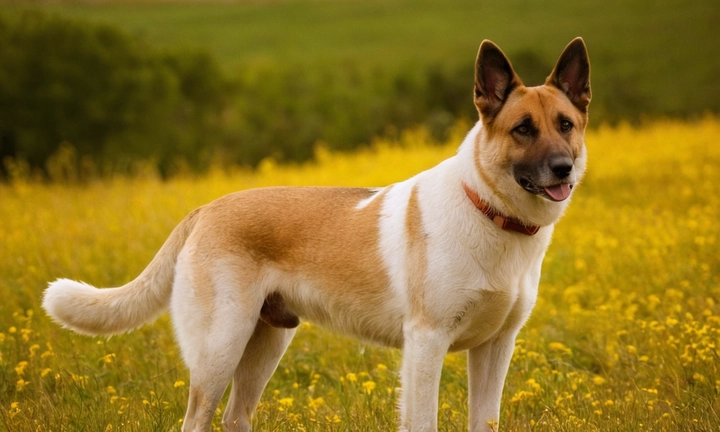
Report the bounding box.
[560,119,574,133]
[513,124,531,136]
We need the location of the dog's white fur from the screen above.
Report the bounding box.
[43,38,591,431]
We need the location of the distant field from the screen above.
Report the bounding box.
[3,0,720,118]
[2,0,719,176]
[1,119,719,430]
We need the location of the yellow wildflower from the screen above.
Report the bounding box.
[16,378,29,391]
[362,380,376,394]
[548,342,572,355]
[8,402,20,419]
[693,373,706,383]
[278,397,294,407]
[526,378,542,392]
[15,361,28,376]
[308,397,324,410]
[325,414,341,423]
[510,390,534,403]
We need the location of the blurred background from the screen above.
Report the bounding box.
[0,0,717,178]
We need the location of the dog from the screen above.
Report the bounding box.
[43,38,590,432]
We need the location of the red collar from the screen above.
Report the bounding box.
[462,183,541,236]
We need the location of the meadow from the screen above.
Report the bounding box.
[1,118,719,431]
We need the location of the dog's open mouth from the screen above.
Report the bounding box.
[519,179,573,202]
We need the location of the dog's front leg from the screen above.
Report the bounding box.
[399,326,449,432]
[466,330,519,432]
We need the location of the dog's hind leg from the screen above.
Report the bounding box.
[180,309,260,431]
[173,253,265,432]
[180,314,258,432]
[221,320,296,431]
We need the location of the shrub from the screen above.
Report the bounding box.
[0,10,227,177]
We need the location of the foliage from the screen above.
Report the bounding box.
[228,62,474,165]
[0,9,473,177]
[0,10,228,177]
[1,119,719,430]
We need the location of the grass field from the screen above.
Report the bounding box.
[1,118,719,430]
[3,0,720,120]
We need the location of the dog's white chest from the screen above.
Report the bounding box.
[372,167,550,352]
[446,271,539,352]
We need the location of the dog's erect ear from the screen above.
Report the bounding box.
[547,37,591,112]
[474,40,523,118]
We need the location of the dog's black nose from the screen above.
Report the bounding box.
[549,156,573,179]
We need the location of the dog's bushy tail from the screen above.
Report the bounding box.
[42,208,201,336]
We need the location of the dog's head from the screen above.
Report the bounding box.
[472,38,591,226]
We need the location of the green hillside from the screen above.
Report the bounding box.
[1,0,718,175]
[7,0,720,116]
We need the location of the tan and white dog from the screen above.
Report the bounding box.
[43,38,591,432]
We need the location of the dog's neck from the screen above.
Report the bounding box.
[461,182,540,235]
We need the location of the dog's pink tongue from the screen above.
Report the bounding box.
[544,184,572,201]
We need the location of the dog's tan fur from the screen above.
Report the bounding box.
[43,38,591,431]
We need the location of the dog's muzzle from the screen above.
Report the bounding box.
[514,155,575,202]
